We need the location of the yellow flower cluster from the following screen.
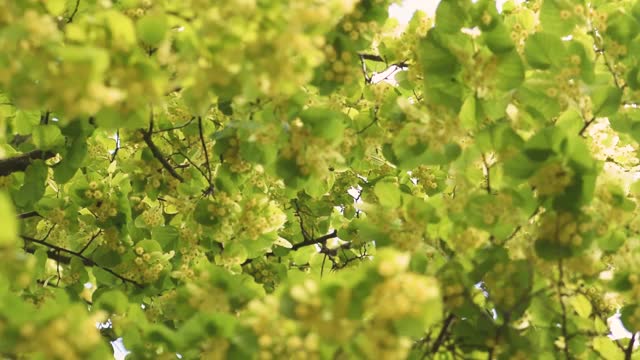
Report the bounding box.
[243,258,280,293]
[14,308,107,360]
[281,118,344,178]
[208,192,286,244]
[538,211,592,248]
[244,296,320,360]
[484,262,524,309]
[121,246,174,284]
[529,161,573,197]
[366,272,439,319]
[450,227,490,254]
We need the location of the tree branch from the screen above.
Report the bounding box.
[21,235,143,288]
[625,333,635,360]
[67,0,81,23]
[0,150,56,176]
[152,117,195,134]
[291,230,338,250]
[558,260,571,360]
[579,117,596,137]
[197,116,213,191]
[431,314,455,355]
[481,153,492,194]
[79,230,102,254]
[18,211,41,219]
[142,112,185,182]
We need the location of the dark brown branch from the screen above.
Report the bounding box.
[142,112,184,182]
[170,149,209,182]
[625,333,635,360]
[21,235,143,288]
[67,0,80,23]
[110,129,120,163]
[152,117,196,134]
[356,107,379,134]
[431,314,455,355]
[558,260,571,360]
[481,153,492,194]
[165,10,195,22]
[24,246,73,265]
[197,116,213,184]
[579,117,596,137]
[291,230,338,250]
[293,199,312,241]
[358,53,386,63]
[40,111,50,125]
[0,150,56,176]
[79,230,102,254]
[18,211,41,219]
[358,54,372,83]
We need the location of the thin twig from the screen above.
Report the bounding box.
[67,0,80,23]
[579,117,596,137]
[320,253,327,278]
[291,230,338,251]
[356,107,379,134]
[197,116,213,183]
[18,211,41,219]
[359,54,372,83]
[152,117,196,134]
[110,129,120,163]
[79,230,102,254]
[625,333,636,360]
[142,111,184,182]
[40,111,50,125]
[293,200,312,241]
[430,314,455,355]
[0,150,56,176]
[481,153,492,194]
[558,260,571,360]
[21,235,143,287]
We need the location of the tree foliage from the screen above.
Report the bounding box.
[2,0,640,359]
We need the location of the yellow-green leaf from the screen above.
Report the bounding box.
[0,192,17,247]
[570,294,592,318]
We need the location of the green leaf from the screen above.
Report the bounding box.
[33,125,64,151]
[591,85,622,117]
[136,13,169,46]
[599,229,626,252]
[393,317,425,338]
[194,200,217,226]
[14,110,40,136]
[494,50,524,90]
[485,22,515,54]
[94,290,129,313]
[53,136,87,184]
[570,294,592,318]
[135,239,163,253]
[435,1,468,33]
[14,161,48,208]
[459,95,477,130]
[606,12,640,44]
[524,32,565,69]
[540,0,579,36]
[0,192,17,247]
[593,336,624,360]
[104,10,137,49]
[95,107,148,129]
[374,181,402,208]
[151,226,179,250]
[299,107,347,145]
[418,30,460,74]
[44,0,66,15]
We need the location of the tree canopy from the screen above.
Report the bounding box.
[2,0,640,359]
